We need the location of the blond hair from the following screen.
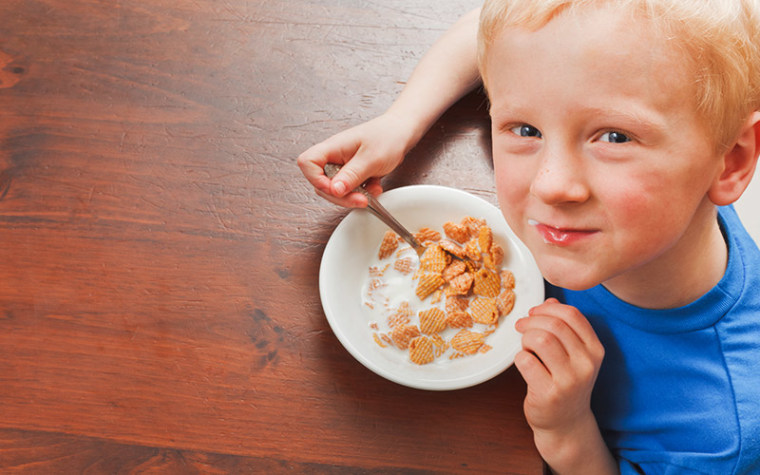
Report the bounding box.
[478,0,760,151]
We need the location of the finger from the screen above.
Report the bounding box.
[529,299,600,352]
[330,150,380,197]
[516,314,587,359]
[520,328,573,379]
[314,173,384,208]
[297,152,332,195]
[297,133,361,194]
[527,297,558,316]
[519,311,604,396]
[514,349,553,394]
[315,187,368,208]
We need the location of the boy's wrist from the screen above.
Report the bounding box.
[381,106,432,155]
[533,412,618,475]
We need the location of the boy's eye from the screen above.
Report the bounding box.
[599,131,630,143]
[510,124,542,138]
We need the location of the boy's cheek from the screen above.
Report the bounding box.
[493,167,529,212]
[494,185,530,237]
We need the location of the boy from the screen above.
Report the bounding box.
[298,1,760,473]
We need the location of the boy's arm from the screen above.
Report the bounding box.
[515,299,619,475]
[384,7,482,152]
[298,8,481,208]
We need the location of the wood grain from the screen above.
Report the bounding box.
[0,0,541,472]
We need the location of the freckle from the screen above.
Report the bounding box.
[12,67,24,74]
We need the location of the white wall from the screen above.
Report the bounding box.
[735,174,759,244]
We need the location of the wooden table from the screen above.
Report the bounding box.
[0,0,542,472]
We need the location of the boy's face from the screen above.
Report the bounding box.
[485,6,725,293]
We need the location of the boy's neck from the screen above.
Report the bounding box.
[602,202,728,310]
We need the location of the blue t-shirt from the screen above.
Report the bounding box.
[547,206,760,474]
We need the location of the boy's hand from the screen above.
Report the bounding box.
[515,298,616,474]
[297,112,413,208]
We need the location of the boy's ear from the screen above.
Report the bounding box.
[708,111,760,206]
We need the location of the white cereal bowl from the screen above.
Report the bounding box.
[319,185,544,390]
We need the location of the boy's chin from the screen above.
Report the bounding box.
[539,266,601,292]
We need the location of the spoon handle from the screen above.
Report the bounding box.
[323,164,425,256]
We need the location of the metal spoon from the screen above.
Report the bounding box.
[324,163,426,257]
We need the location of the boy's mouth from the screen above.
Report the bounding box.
[528,219,598,246]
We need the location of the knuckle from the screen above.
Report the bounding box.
[296,155,310,171]
[564,306,585,325]
[543,386,563,405]
[533,331,554,348]
[296,146,320,165]
[590,341,605,362]
[577,360,596,382]
[546,317,565,335]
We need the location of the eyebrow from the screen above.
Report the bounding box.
[488,104,532,131]
[583,106,666,137]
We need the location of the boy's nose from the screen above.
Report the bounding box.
[529,150,590,205]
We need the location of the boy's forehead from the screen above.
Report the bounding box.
[480,0,760,152]
[489,1,688,58]
[484,4,710,137]
[490,6,687,79]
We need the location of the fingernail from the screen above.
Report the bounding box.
[333,181,346,196]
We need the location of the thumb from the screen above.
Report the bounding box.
[331,156,373,197]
